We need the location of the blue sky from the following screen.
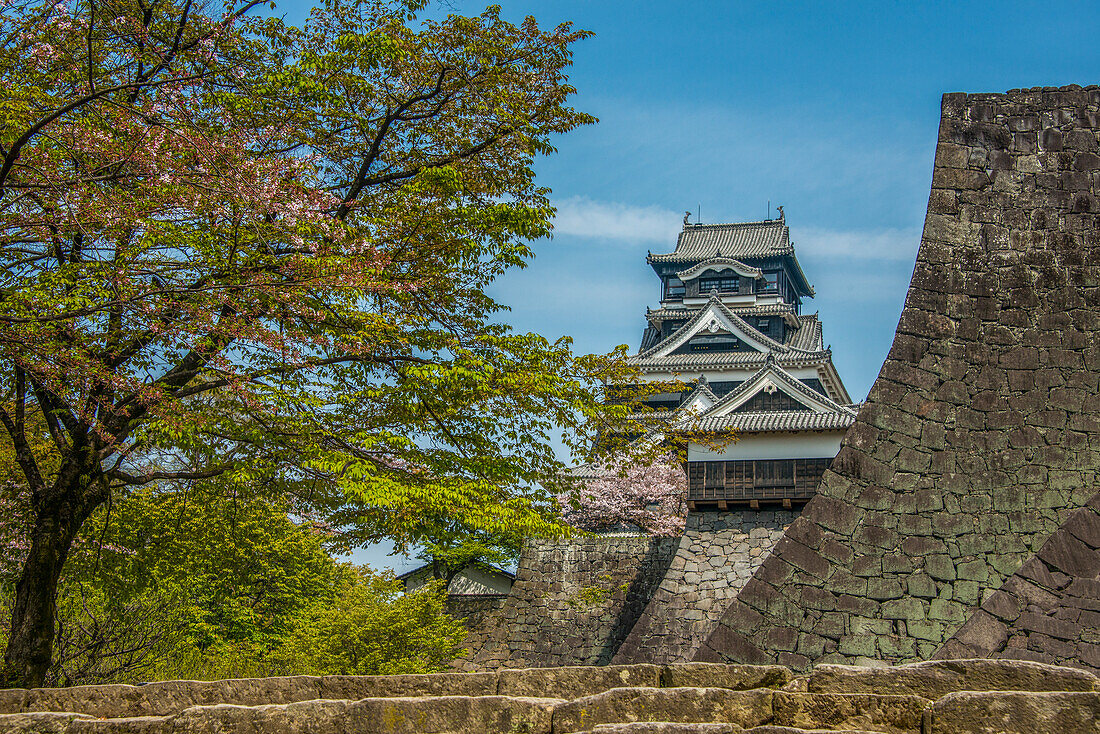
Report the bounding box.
[275,0,1100,570]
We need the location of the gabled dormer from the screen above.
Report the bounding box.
[636,295,792,362]
[698,360,857,420]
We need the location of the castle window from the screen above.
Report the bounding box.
[698,276,739,293]
[665,277,685,299]
[761,272,779,293]
[685,334,742,352]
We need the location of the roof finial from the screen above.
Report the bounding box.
[777,205,785,221]
[683,211,691,227]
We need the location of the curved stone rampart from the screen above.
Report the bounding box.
[697,85,1100,669]
[613,510,799,665]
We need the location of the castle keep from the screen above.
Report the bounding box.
[633,214,855,510]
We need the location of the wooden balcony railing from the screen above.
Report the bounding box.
[687,457,831,509]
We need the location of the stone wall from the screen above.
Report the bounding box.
[613,509,799,665]
[445,594,509,666]
[697,85,1100,669]
[936,493,1100,670]
[456,535,678,670]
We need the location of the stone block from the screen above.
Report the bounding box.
[659,663,791,691]
[932,691,1100,734]
[497,665,661,699]
[881,598,927,621]
[551,688,773,734]
[586,725,741,733]
[15,695,563,734]
[809,658,1100,699]
[771,692,928,734]
[866,578,904,601]
[907,574,937,599]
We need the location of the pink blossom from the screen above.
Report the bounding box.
[562,451,686,536]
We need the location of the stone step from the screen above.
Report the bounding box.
[660,664,792,691]
[931,690,1100,734]
[771,692,928,734]
[499,664,663,699]
[582,724,742,733]
[743,728,890,734]
[0,672,498,718]
[552,687,774,734]
[0,664,795,718]
[0,695,563,734]
[743,730,888,734]
[806,659,1100,700]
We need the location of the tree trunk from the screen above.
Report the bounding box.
[2,482,100,689]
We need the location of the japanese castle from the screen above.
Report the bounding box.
[632,211,857,510]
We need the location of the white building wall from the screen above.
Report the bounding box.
[689,430,845,461]
[404,565,514,595]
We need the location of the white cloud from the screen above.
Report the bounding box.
[789,226,922,262]
[552,196,682,243]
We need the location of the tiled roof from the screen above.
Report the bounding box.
[631,296,829,371]
[690,410,856,433]
[631,350,829,372]
[646,303,796,324]
[634,296,792,361]
[787,314,825,352]
[648,220,792,263]
[676,257,764,281]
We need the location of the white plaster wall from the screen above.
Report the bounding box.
[406,565,513,595]
[639,365,823,384]
[689,430,845,461]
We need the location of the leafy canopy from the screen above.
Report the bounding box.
[0,0,648,544]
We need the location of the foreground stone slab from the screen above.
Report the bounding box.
[498,664,662,699]
[932,690,1100,734]
[0,712,97,733]
[807,659,1100,700]
[660,664,791,691]
[0,695,561,734]
[318,671,498,699]
[552,688,772,734]
[0,672,500,718]
[771,692,927,734]
[743,728,885,734]
[0,676,325,718]
[584,724,742,733]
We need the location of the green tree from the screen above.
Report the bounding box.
[410,518,521,587]
[0,0,645,686]
[276,568,465,676]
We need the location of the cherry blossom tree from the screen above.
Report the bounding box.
[0,0,646,686]
[563,451,687,536]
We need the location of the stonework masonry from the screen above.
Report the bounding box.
[696,85,1100,669]
[455,535,678,670]
[6,659,1100,733]
[935,497,1100,670]
[613,510,799,665]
